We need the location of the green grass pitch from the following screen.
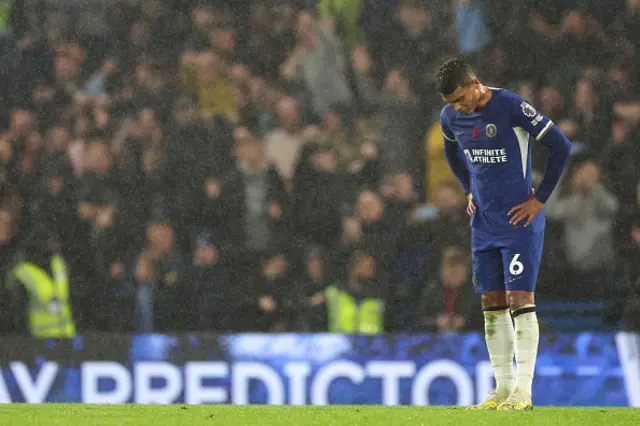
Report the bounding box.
[0,405,639,426]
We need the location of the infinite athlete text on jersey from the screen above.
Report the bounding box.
[463,148,507,164]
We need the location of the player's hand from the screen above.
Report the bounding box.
[507,192,544,228]
[466,193,477,216]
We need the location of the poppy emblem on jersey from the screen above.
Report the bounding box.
[486,124,497,138]
[472,128,479,137]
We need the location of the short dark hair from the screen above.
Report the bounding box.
[436,59,476,96]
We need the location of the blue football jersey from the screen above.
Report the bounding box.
[440,88,554,248]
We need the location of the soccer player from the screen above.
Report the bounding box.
[437,59,571,411]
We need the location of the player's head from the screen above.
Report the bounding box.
[436,59,482,114]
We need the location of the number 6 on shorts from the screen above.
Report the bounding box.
[502,240,543,292]
[509,253,524,276]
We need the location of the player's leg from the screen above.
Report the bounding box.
[498,236,543,411]
[481,291,515,397]
[469,248,515,410]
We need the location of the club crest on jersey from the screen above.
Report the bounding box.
[520,102,537,118]
[486,124,497,138]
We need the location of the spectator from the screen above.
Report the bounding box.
[614,0,640,41]
[607,62,638,103]
[207,8,237,64]
[250,251,294,332]
[184,229,232,332]
[340,189,395,256]
[537,81,567,119]
[414,181,471,254]
[53,42,85,99]
[120,220,185,333]
[291,140,344,248]
[121,142,169,232]
[546,159,619,298]
[133,60,172,116]
[350,108,384,182]
[321,104,351,168]
[164,93,233,200]
[383,172,419,229]
[264,96,306,183]
[76,141,119,223]
[454,0,492,60]
[616,182,640,274]
[28,157,77,255]
[246,75,281,136]
[564,74,612,154]
[511,2,583,79]
[423,120,458,202]
[126,21,153,62]
[0,209,18,330]
[243,1,297,81]
[5,226,77,337]
[602,118,639,208]
[514,80,535,103]
[376,0,441,77]
[317,0,365,49]
[610,179,640,330]
[326,250,386,334]
[468,41,519,88]
[618,217,640,330]
[382,172,425,331]
[217,126,290,275]
[84,55,119,96]
[352,46,422,179]
[181,50,235,121]
[293,246,328,331]
[533,81,567,167]
[419,246,477,331]
[280,10,353,118]
[182,2,216,54]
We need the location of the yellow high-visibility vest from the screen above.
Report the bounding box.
[0,1,13,32]
[10,255,76,338]
[326,285,384,334]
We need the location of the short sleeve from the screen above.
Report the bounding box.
[510,95,554,141]
[440,108,457,143]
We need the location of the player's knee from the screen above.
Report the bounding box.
[481,291,507,309]
[507,290,535,310]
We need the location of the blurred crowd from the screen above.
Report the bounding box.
[0,0,638,335]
